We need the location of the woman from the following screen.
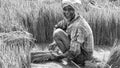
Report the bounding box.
[49,0,94,67]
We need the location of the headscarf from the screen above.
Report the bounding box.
[61,0,82,20]
[62,0,81,11]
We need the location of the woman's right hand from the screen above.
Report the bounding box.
[48,41,56,51]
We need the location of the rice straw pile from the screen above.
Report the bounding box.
[0,31,34,68]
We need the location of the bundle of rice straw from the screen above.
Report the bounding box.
[0,31,34,68]
[107,40,120,68]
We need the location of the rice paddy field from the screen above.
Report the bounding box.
[0,0,120,68]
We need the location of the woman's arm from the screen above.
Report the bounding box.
[54,20,68,31]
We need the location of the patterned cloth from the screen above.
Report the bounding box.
[66,15,94,58]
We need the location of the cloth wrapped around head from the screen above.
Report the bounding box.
[61,0,82,19]
[62,0,81,11]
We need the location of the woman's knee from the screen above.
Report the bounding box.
[53,28,66,38]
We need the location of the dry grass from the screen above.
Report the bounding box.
[83,2,120,46]
[0,31,34,68]
[0,0,62,42]
[107,40,120,68]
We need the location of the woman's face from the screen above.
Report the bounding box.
[63,5,75,21]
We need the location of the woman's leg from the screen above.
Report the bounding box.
[53,28,70,53]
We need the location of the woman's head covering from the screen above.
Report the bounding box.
[62,0,81,12]
[61,0,82,20]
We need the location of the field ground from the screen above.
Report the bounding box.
[31,44,111,68]
[0,0,120,68]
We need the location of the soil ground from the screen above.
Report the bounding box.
[31,44,111,68]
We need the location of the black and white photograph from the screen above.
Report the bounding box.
[0,0,120,68]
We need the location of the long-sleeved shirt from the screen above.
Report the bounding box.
[66,15,94,59]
